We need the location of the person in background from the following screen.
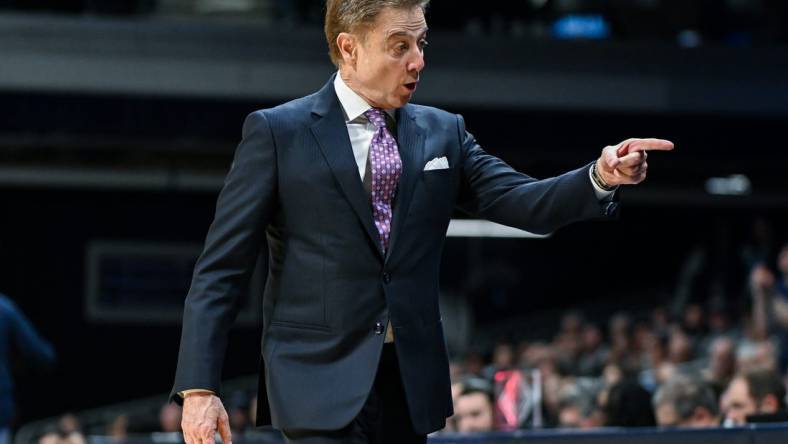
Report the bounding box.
[721,367,788,426]
[1,293,56,444]
[603,380,656,427]
[159,403,183,433]
[652,375,720,428]
[703,336,737,399]
[453,380,495,433]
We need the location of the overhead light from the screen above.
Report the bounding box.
[705,174,751,196]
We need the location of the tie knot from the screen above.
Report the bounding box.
[364,108,387,129]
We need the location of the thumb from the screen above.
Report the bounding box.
[217,410,232,444]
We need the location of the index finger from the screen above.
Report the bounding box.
[617,138,674,156]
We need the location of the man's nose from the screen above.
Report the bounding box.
[408,50,425,74]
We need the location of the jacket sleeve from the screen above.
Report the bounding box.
[455,114,618,235]
[170,110,277,403]
[7,300,56,367]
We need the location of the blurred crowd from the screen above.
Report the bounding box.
[24,241,788,442]
[441,242,788,433]
[0,0,787,47]
[33,392,268,444]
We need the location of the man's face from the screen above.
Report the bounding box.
[454,392,494,433]
[721,377,757,425]
[341,6,427,109]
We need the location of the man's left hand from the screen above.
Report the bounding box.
[597,138,674,186]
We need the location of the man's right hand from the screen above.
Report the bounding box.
[181,393,232,444]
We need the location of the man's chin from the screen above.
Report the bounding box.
[391,95,412,109]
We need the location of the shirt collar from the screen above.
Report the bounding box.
[333,73,396,124]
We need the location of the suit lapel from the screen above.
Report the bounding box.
[311,78,384,259]
[386,104,424,262]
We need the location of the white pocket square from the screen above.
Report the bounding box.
[423,156,449,171]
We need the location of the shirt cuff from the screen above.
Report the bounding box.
[589,165,617,200]
[179,389,216,398]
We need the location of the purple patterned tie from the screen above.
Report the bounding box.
[364,108,402,252]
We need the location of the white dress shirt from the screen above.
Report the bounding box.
[333,74,397,182]
[332,74,614,199]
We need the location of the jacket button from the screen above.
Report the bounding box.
[382,272,391,284]
[374,322,384,335]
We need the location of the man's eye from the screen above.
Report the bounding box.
[419,40,429,50]
[396,43,408,53]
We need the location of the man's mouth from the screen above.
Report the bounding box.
[404,82,418,92]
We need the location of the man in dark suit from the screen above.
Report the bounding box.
[171,1,673,443]
[0,294,55,444]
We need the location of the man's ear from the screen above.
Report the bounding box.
[337,32,357,67]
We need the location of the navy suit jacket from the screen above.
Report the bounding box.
[171,75,617,434]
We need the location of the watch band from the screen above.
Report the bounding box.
[591,162,616,192]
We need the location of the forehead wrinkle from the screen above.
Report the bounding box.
[385,25,428,40]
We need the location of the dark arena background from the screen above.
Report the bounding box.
[1,1,788,443]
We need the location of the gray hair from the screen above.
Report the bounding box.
[324,0,430,67]
[653,375,718,420]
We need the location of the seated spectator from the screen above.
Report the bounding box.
[577,323,608,377]
[721,367,788,425]
[225,390,250,436]
[556,379,597,428]
[107,414,128,442]
[36,417,86,444]
[603,380,656,427]
[159,403,182,433]
[652,375,719,427]
[703,336,736,398]
[453,378,495,433]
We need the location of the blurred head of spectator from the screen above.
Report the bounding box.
[721,368,787,426]
[463,350,486,377]
[603,380,656,427]
[581,323,603,354]
[37,416,86,444]
[454,378,495,433]
[736,339,777,372]
[668,327,694,365]
[707,304,732,336]
[56,415,81,436]
[778,243,788,285]
[226,391,250,434]
[706,336,736,391]
[492,341,515,371]
[556,311,584,359]
[577,323,608,376]
[107,414,128,442]
[652,307,669,331]
[556,380,596,428]
[159,403,182,433]
[449,360,465,381]
[609,312,632,358]
[653,375,719,428]
[682,304,706,338]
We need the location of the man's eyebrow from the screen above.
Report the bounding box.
[386,27,429,40]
